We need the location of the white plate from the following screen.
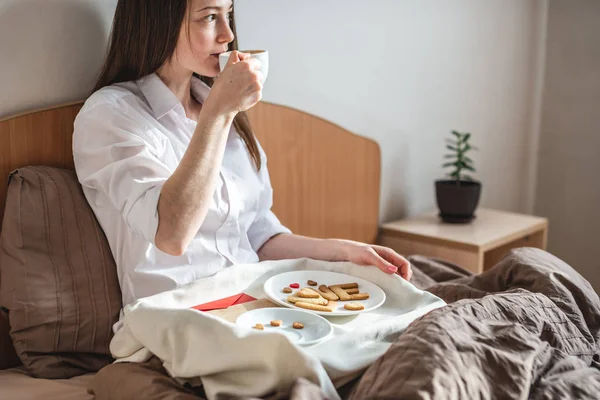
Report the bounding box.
[263,270,386,316]
[236,307,333,346]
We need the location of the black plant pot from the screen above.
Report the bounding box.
[435,180,481,223]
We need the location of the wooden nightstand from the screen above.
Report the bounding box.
[378,208,548,274]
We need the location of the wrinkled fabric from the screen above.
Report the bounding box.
[350,248,600,400]
[89,248,600,400]
[108,258,444,400]
[90,357,328,400]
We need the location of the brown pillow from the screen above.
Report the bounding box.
[0,166,122,378]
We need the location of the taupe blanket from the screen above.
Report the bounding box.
[350,247,600,399]
[90,248,600,400]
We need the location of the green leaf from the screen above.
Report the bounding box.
[444,154,457,159]
[451,130,461,138]
[463,164,476,172]
[463,156,474,163]
[445,139,458,146]
[461,133,471,143]
[446,145,458,151]
[442,162,455,168]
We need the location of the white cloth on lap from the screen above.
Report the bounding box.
[110,258,446,400]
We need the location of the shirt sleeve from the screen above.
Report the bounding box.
[73,98,172,245]
[247,145,292,252]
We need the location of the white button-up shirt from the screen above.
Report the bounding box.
[73,73,291,308]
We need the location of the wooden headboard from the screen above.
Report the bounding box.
[0,102,380,243]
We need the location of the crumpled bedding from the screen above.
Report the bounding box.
[90,247,600,399]
[349,247,600,399]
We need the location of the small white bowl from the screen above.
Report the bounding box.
[236,307,333,347]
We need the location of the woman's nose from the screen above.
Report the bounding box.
[218,20,235,44]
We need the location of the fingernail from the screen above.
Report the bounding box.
[387,266,398,273]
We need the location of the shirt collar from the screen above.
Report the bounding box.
[137,73,212,120]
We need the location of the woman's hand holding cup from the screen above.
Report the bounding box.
[206,51,265,117]
[218,50,269,83]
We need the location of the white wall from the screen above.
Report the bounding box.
[535,0,600,292]
[235,0,548,222]
[0,0,547,224]
[0,0,116,118]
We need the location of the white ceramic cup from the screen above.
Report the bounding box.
[219,50,269,83]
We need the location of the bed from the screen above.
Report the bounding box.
[1,102,599,400]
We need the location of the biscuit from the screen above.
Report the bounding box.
[297,288,320,299]
[287,295,328,305]
[329,285,370,301]
[307,280,318,286]
[253,323,264,330]
[293,322,304,329]
[338,282,358,289]
[270,320,282,327]
[327,300,338,309]
[282,287,293,293]
[295,302,334,312]
[346,288,359,295]
[329,285,352,301]
[318,285,339,301]
[344,302,364,311]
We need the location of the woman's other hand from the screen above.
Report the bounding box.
[336,240,413,280]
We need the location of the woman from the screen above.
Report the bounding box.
[74,0,412,312]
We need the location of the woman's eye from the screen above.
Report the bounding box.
[203,12,232,23]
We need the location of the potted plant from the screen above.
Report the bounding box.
[435,130,481,223]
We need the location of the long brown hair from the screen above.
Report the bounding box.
[93,0,261,170]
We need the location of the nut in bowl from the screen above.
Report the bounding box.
[263,270,386,316]
[236,308,333,347]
